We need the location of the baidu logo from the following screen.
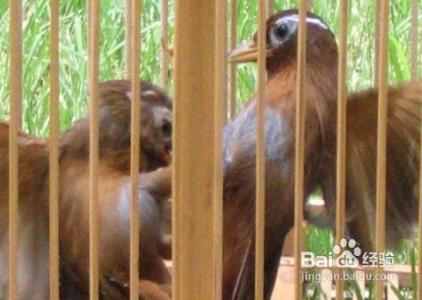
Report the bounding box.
[301,238,394,268]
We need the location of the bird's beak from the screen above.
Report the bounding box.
[228,40,258,63]
[229,40,271,63]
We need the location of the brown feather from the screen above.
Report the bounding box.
[321,80,422,252]
[224,8,422,299]
[0,80,173,298]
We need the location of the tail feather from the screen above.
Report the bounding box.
[321,80,422,252]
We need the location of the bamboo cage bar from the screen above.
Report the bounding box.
[213,0,227,297]
[160,0,169,90]
[375,0,389,299]
[125,0,132,78]
[267,0,273,15]
[410,0,419,80]
[87,0,100,298]
[294,2,308,300]
[129,1,142,299]
[255,1,267,299]
[229,0,238,119]
[172,2,221,299]
[8,0,22,298]
[335,1,348,299]
[49,0,60,299]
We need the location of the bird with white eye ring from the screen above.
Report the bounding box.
[269,18,297,47]
[224,8,421,300]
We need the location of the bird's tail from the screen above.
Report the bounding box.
[321,80,422,252]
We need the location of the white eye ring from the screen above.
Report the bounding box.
[282,15,328,30]
[269,14,329,48]
[269,19,297,47]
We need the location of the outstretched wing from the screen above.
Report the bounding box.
[321,80,422,252]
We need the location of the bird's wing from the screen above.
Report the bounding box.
[322,80,422,252]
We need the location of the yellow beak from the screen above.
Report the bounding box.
[228,40,258,63]
[228,40,271,63]
[165,39,269,64]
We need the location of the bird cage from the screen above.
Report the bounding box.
[1,0,421,300]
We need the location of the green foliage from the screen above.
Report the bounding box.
[0,0,174,134]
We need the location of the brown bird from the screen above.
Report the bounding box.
[59,80,172,173]
[223,9,421,299]
[60,166,172,299]
[59,80,173,299]
[0,122,50,300]
[0,80,173,299]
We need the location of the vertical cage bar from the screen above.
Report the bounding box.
[125,0,132,79]
[335,1,348,300]
[410,0,419,80]
[375,0,389,299]
[214,0,227,297]
[160,0,169,90]
[255,0,267,299]
[294,2,308,300]
[88,0,100,298]
[8,0,22,299]
[229,0,237,119]
[173,1,220,299]
[49,0,60,299]
[267,0,273,15]
[129,0,142,299]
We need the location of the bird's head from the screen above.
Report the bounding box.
[98,80,173,172]
[230,9,337,77]
[60,80,173,172]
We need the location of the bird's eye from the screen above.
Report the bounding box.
[270,19,296,47]
[275,23,289,39]
[161,120,172,138]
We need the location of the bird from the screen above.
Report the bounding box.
[223,9,421,299]
[0,122,50,300]
[58,80,173,298]
[59,166,173,299]
[59,80,173,173]
[0,80,173,299]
